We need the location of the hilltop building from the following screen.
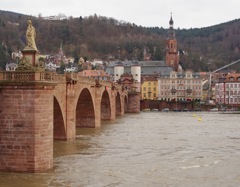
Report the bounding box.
[5,63,18,71]
[55,43,68,65]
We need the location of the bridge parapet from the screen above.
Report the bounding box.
[77,75,96,85]
[0,71,59,82]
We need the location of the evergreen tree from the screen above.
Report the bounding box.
[0,44,7,70]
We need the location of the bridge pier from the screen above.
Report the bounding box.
[126,93,141,113]
[0,82,56,172]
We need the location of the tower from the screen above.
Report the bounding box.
[114,60,124,82]
[166,13,179,72]
[131,58,141,92]
[114,47,124,82]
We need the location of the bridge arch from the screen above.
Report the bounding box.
[53,96,66,140]
[101,89,112,120]
[116,92,122,116]
[124,95,128,113]
[76,88,95,127]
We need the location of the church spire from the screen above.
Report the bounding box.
[169,12,174,26]
[166,13,179,72]
[168,13,175,40]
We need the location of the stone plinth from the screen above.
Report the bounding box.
[22,46,39,67]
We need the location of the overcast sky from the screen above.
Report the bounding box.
[1,0,240,29]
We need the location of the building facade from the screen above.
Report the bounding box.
[215,73,240,106]
[141,76,158,100]
[158,70,202,102]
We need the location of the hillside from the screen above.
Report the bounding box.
[0,10,240,72]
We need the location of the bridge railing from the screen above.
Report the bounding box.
[0,71,59,82]
[77,76,97,85]
[0,72,134,95]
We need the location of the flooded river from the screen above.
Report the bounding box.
[0,112,240,187]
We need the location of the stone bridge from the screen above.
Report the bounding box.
[0,71,140,172]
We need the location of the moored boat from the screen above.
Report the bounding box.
[220,109,240,114]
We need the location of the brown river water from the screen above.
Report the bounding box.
[0,112,240,187]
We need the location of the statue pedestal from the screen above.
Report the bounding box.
[22,46,39,66]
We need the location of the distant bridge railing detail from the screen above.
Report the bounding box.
[0,72,129,95]
[0,72,110,87]
[1,72,35,81]
[0,72,59,82]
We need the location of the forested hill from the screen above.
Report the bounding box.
[0,10,240,72]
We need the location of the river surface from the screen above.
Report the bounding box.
[0,112,240,187]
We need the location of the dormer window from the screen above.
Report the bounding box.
[229,77,234,81]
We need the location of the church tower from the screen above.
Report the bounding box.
[166,13,179,72]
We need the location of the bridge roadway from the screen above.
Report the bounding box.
[0,71,140,172]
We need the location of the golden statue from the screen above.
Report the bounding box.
[26,19,37,50]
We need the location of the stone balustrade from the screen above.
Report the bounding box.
[0,71,57,82]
